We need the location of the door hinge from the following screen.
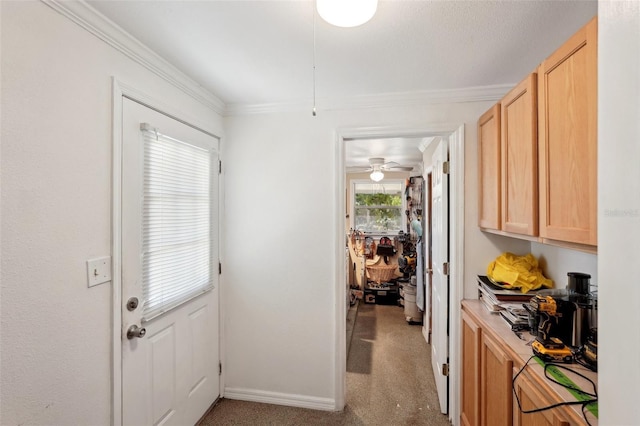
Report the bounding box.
[443,262,450,276]
[219,362,222,376]
[219,160,222,174]
[218,262,222,275]
[442,363,449,377]
[442,161,450,174]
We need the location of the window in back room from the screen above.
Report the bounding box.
[352,180,405,233]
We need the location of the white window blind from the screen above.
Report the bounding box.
[140,124,213,322]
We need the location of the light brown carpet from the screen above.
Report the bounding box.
[199,301,451,425]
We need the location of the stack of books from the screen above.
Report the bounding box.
[477,275,534,329]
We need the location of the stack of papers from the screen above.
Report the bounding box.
[476,275,535,329]
[498,303,529,328]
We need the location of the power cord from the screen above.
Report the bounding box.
[512,356,598,426]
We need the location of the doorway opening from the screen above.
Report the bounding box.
[334,125,465,423]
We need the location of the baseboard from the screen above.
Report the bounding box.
[422,324,431,344]
[223,387,337,411]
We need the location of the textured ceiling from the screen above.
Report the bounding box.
[87,0,596,168]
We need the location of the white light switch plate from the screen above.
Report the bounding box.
[87,256,112,287]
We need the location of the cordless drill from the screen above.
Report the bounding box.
[530,295,574,362]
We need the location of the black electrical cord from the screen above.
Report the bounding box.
[512,356,598,426]
[543,363,597,398]
[574,352,598,372]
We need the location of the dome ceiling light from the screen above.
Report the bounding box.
[317,0,378,28]
[370,166,384,182]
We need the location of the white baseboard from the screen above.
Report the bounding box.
[422,324,430,344]
[223,387,337,412]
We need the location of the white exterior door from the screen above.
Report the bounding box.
[121,98,220,425]
[431,139,449,414]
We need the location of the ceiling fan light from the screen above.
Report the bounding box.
[317,0,378,28]
[370,170,384,182]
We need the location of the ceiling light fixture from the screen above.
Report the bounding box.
[370,167,384,182]
[317,0,378,28]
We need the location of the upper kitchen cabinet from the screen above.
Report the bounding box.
[538,16,597,247]
[477,104,501,230]
[501,74,538,236]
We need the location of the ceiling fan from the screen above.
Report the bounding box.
[346,157,414,182]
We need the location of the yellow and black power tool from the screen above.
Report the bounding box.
[397,252,416,276]
[530,295,575,363]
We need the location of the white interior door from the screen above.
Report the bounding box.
[431,139,449,414]
[121,98,220,425]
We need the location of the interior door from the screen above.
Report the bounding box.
[431,138,449,414]
[121,98,220,425]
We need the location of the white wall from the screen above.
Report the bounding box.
[0,2,222,424]
[598,1,640,423]
[222,101,521,406]
[530,243,597,289]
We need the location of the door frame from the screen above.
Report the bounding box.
[422,167,433,344]
[334,124,464,422]
[111,78,223,426]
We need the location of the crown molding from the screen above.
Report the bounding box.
[418,137,438,153]
[43,0,511,118]
[225,84,513,116]
[43,0,226,115]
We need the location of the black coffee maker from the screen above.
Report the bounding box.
[568,272,591,295]
[566,272,597,348]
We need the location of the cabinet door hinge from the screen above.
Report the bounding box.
[218,262,222,275]
[442,363,449,377]
[442,161,450,174]
[443,262,450,276]
[219,362,222,376]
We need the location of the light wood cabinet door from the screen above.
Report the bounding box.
[501,73,538,236]
[480,332,513,426]
[461,312,482,426]
[513,370,570,426]
[538,16,597,246]
[478,104,501,230]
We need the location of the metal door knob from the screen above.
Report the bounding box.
[127,324,146,339]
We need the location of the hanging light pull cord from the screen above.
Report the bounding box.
[312,4,317,117]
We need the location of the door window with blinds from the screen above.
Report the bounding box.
[140,123,216,321]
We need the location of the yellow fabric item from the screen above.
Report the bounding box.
[487,252,553,293]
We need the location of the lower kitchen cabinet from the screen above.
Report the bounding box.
[461,300,598,426]
[513,369,570,426]
[461,310,513,426]
[481,332,514,426]
[461,311,481,426]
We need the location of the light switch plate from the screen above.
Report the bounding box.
[87,256,112,287]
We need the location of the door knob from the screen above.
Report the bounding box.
[127,324,146,339]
